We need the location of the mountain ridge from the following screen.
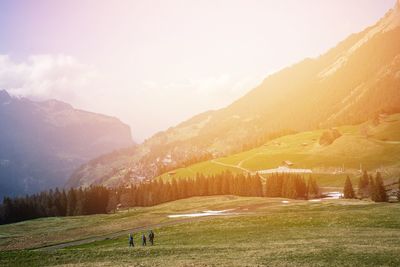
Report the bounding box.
[68,2,400,188]
[0,90,134,198]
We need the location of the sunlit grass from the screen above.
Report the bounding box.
[159,114,400,186]
[1,196,400,266]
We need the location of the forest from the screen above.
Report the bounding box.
[0,171,319,224]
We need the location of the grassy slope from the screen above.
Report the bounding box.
[0,196,267,251]
[159,114,400,188]
[1,196,400,266]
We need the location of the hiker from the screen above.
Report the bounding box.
[142,233,147,246]
[129,233,134,247]
[148,230,155,246]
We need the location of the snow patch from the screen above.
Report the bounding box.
[168,209,235,218]
[323,192,342,200]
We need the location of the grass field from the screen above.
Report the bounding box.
[159,114,400,187]
[1,196,400,266]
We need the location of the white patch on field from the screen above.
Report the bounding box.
[168,209,235,218]
[281,200,290,204]
[323,192,342,200]
[308,192,342,202]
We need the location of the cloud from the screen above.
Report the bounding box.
[0,54,97,103]
[0,54,264,141]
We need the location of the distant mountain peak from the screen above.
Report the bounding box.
[0,91,134,198]
[381,0,400,31]
[318,2,400,79]
[0,89,11,102]
[40,99,73,112]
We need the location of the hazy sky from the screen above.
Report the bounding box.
[0,0,396,141]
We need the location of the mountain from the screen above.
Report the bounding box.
[0,90,134,198]
[157,113,400,186]
[68,1,400,188]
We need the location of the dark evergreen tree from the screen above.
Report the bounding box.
[307,176,320,199]
[358,170,369,198]
[343,176,356,199]
[66,188,77,216]
[373,172,387,202]
[369,175,376,201]
[398,178,400,202]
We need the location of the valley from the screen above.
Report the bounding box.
[68,2,400,189]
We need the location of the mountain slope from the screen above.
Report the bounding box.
[69,2,400,188]
[157,113,400,187]
[0,90,134,197]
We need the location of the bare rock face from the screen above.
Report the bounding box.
[0,90,133,198]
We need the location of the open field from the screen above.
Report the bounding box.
[159,114,400,187]
[1,196,400,266]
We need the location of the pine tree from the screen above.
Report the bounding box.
[358,170,369,198]
[60,190,68,216]
[398,178,400,202]
[106,190,118,213]
[296,176,307,199]
[373,172,387,202]
[343,176,356,199]
[171,178,178,200]
[66,188,77,216]
[307,176,320,199]
[369,175,376,201]
[254,173,263,197]
[74,188,85,215]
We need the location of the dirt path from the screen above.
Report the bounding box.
[210,159,250,173]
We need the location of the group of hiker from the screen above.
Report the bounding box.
[129,230,155,247]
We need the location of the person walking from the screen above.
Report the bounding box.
[148,230,155,246]
[129,233,134,247]
[142,233,147,246]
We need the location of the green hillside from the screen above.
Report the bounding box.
[68,3,400,188]
[159,113,400,187]
[1,196,400,266]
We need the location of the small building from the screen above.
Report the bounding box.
[282,160,294,167]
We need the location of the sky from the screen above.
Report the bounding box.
[0,0,396,142]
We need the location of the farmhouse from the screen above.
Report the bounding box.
[282,160,294,166]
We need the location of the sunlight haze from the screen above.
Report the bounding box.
[0,0,396,141]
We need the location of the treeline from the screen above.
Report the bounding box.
[112,171,264,209]
[265,174,320,199]
[0,186,109,224]
[113,172,321,210]
[0,172,319,225]
[343,171,394,202]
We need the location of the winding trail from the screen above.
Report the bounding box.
[210,159,251,173]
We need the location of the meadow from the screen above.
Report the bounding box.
[159,114,400,188]
[2,116,400,266]
[1,196,400,266]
